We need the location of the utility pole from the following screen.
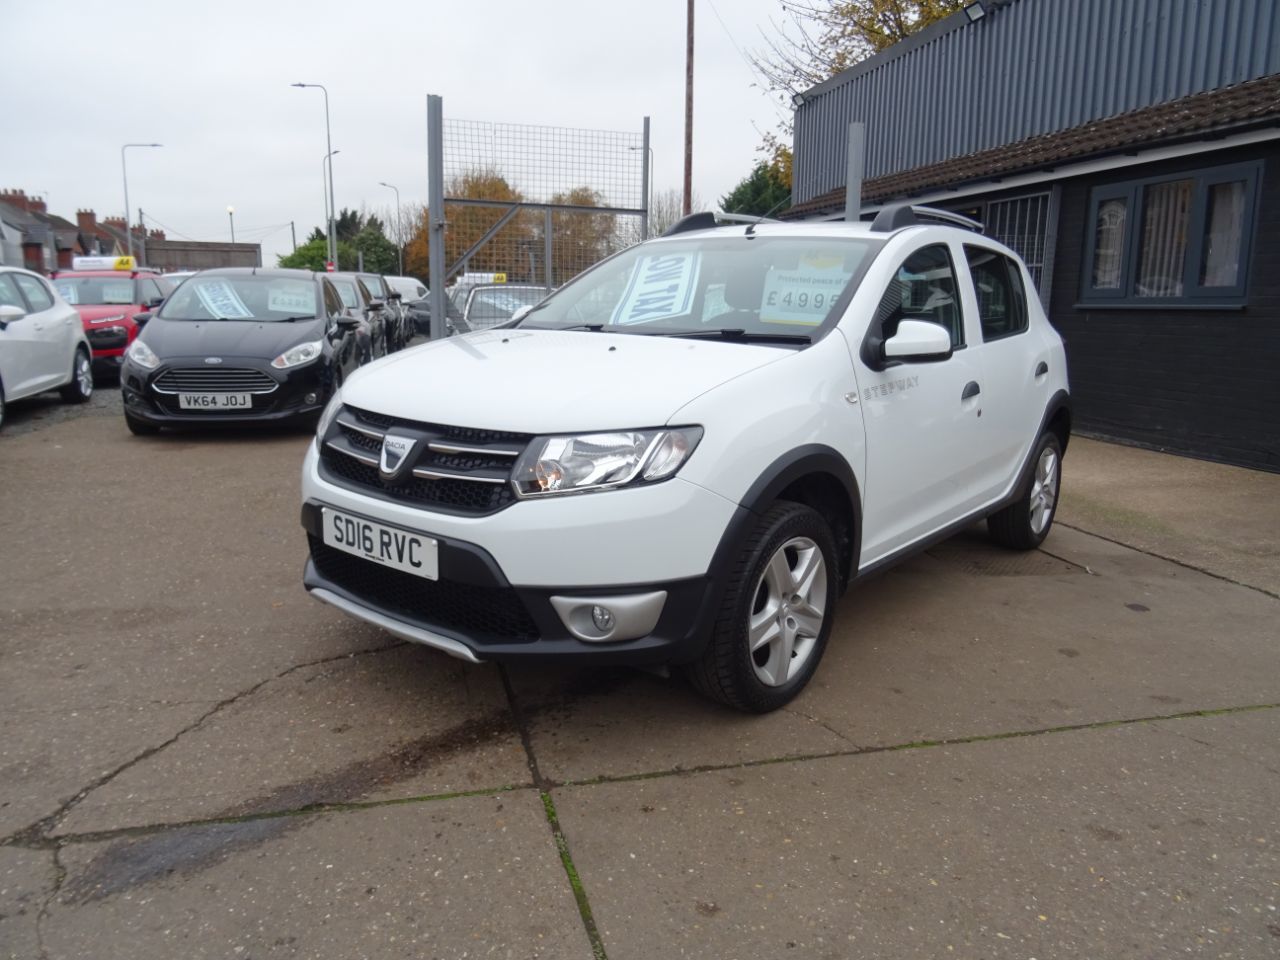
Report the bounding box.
[683,0,694,215]
[290,220,297,252]
[138,208,147,266]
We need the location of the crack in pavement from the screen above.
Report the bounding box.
[1058,521,1280,600]
[0,641,406,850]
[34,844,64,960]
[782,705,863,749]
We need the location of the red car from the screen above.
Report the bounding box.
[50,257,174,379]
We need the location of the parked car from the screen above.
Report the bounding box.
[357,273,410,351]
[300,207,1071,712]
[445,282,548,333]
[119,268,362,435]
[0,267,94,429]
[329,272,389,363]
[386,276,430,336]
[50,257,173,380]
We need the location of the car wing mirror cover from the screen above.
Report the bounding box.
[882,318,952,362]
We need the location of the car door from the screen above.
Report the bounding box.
[322,280,358,380]
[0,273,63,397]
[852,240,991,564]
[13,273,74,384]
[957,243,1044,496]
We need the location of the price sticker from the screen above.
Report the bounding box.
[759,256,852,326]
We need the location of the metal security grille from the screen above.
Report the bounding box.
[984,193,1054,307]
[153,368,278,393]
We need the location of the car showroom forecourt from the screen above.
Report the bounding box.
[300,207,1072,712]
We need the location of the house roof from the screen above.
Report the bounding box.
[783,72,1280,219]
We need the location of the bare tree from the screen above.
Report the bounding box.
[648,187,705,237]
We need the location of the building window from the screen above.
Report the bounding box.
[1082,162,1260,304]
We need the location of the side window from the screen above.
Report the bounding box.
[872,244,963,348]
[13,274,54,312]
[322,280,345,318]
[0,274,28,310]
[964,246,1028,341]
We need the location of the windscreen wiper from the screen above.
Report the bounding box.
[664,328,812,344]
[525,323,606,332]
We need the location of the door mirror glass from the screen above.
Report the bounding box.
[883,319,952,361]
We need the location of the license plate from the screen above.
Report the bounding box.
[178,392,253,410]
[321,508,439,580]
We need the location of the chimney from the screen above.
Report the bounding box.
[1,189,31,212]
[77,209,98,232]
[30,198,47,214]
[103,216,127,231]
[148,228,166,241]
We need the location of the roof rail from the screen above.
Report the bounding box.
[661,210,783,237]
[870,203,984,233]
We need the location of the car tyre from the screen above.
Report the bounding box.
[0,379,6,431]
[124,411,160,436]
[685,501,838,713]
[59,347,94,403]
[988,432,1062,550]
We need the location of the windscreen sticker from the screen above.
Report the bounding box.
[52,281,78,304]
[193,280,253,319]
[759,255,852,326]
[267,282,316,315]
[610,253,701,326]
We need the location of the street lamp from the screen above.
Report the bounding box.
[291,83,336,266]
[378,181,403,275]
[323,150,340,265]
[227,206,236,244]
[121,143,162,262]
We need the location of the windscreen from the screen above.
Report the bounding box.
[52,277,135,306]
[156,275,318,321]
[518,235,879,336]
[331,279,358,309]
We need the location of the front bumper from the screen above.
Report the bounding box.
[301,500,723,664]
[122,357,331,427]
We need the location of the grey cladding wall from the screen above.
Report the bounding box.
[792,0,1280,204]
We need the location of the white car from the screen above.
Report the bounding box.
[0,266,94,430]
[299,207,1071,712]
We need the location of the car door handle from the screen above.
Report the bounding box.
[961,381,980,401]
[1035,361,1048,377]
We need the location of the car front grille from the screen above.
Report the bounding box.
[154,367,279,394]
[318,405,530,515]
[308,535,539,643]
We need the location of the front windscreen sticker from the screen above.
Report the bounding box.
[52,281,78,304]
[193,280,253,319]
[267,282,316,315]
[759,255,852,326]
[610,253,701,326]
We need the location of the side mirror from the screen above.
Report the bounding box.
[146,296,165,309]
[133,311,153,327]
[387,291,403,301]
[336,314,361,329]
[368,299,386,311]
[882,319,953,362]
[0,304,24,329]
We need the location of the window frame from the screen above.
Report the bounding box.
[963,244,1029,343]
[13,273,55,313]
[1080,161,1262,306]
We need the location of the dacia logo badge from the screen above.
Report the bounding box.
[204,357,223,364]
[379,434,416,480]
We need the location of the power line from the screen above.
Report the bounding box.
[705,0,791,122]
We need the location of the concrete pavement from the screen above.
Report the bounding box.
[1,401,1276,959]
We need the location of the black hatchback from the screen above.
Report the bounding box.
[119,268,362,434]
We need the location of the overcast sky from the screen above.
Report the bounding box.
[4,0,794,269]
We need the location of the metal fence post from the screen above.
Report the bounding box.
[641,116,651,240]
[844,122,865,222]
[543,208,553,292]
[427,94,447,341]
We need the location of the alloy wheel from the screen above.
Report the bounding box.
[1029,447,1059,534]
[748,536,828,687]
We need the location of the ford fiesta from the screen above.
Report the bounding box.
[120,268,363,435]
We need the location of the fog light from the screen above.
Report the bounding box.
[304,392,318,405]
[591,605,615,631]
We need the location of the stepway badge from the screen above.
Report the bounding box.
[611,253,701,326]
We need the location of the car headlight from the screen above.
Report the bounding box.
[96,314,128,324]
[314,391,343,450]
[125,339,160,370]
[512,427,702,498]
[271,340,323,369]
